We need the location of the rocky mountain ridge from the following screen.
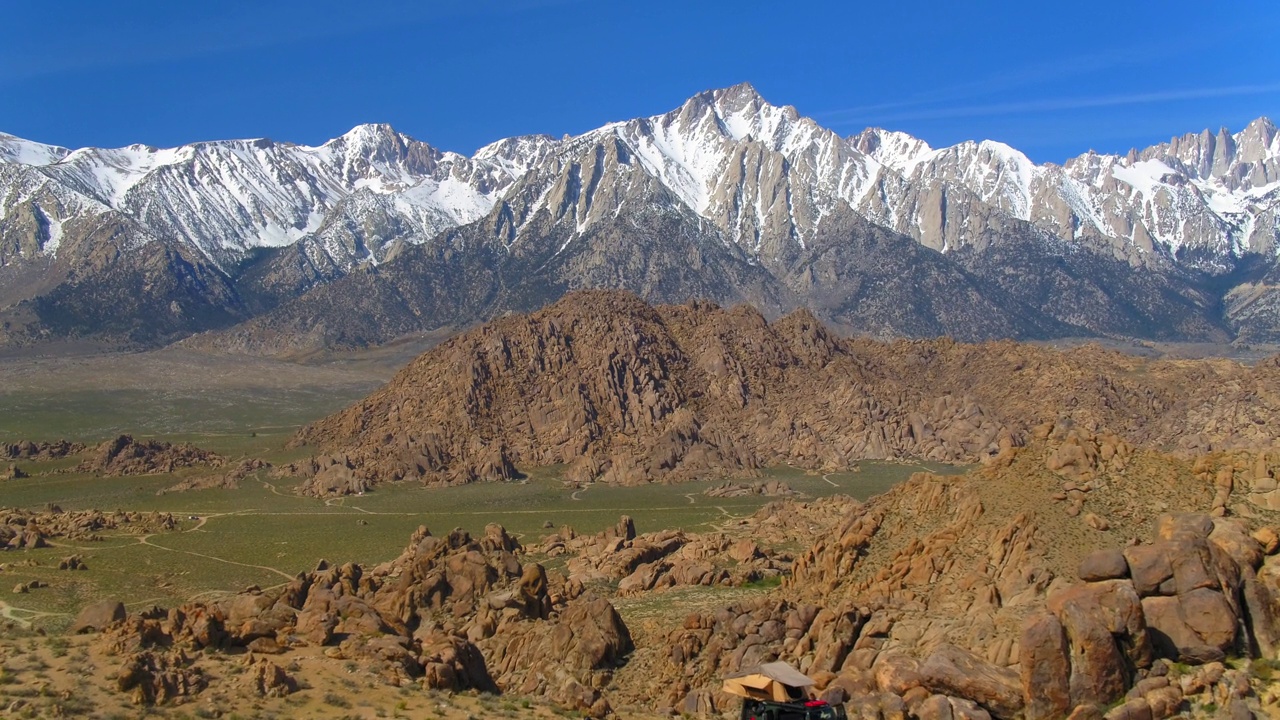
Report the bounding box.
[2,86,1278,348]
[292,291,1280,495]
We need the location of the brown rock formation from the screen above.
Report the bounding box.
[612,430,1280,718]
[1,439,85,460]
[71,599,127,634]
[1,507,177,548]
[532,515,794,592]
[77,435,226,476]
[292,290,1280,494]
[158,458,269,494]
[87,524,633,714]
[114,649,206,705]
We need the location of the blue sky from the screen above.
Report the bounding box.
[3,0,1277,163]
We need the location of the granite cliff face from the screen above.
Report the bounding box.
[2,86,1277,350]
[292,291,1280,495]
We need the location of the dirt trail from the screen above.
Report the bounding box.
[0,599,67,628]
[137,535,296,582]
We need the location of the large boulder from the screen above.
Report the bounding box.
[71,599,127,634]
[1141,589,1236,663]
[419,631,496,692]
[1048,580,1149,708]
[917,644,1023,719]
[1078,550,1128,582]
[1020,612,1072,720]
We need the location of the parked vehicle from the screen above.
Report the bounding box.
[722,661,846,720]
[739,698,847,720]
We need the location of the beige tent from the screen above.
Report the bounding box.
[721,661,815,702]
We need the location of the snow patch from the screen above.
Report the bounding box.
[1112,159,1178,199]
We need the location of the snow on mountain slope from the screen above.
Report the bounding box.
[525,83,886,260]
[850,117,1280,264]
[0,133,71,166]
[0,87,1276,281]
[0,124,559,271]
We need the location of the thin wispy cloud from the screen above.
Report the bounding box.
[814,45,1176,123]
[828,84,1280,127]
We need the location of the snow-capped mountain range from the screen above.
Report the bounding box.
[1,83,1278,350]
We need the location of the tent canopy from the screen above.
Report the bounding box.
[721,661,815,702]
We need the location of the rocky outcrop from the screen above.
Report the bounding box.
[1,507,176,548]
[114,649,206,706]
[240,658,296,698]
[703,480,801,498]
[1,439,85,460]
[614,428,1280,719]
[292,291,1280,494]
[77,435,226,476]
[532,516,793,593]
[88,524,633,715]
[157,458,269,494]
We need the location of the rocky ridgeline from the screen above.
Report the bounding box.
[291,291,1280,496]
[703,480,801,498]
[157,458,270,494]
[611,434,1280,718]
[532,516,791,595]
[1,507,176,549]
[2,439,85,460]
[3,439,84,480]
[77,524,632,716]
[76,435,226,476]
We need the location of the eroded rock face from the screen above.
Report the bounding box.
[1019,612,1071,720]
[242,658,296,698]
[71,599,126,633]
[916,644,1023,719]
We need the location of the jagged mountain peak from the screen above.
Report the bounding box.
[848,127,933,171]
[327,122,419,152]
[4,93,1280,351]
[670,82,803,144]
[473,134,562,178]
